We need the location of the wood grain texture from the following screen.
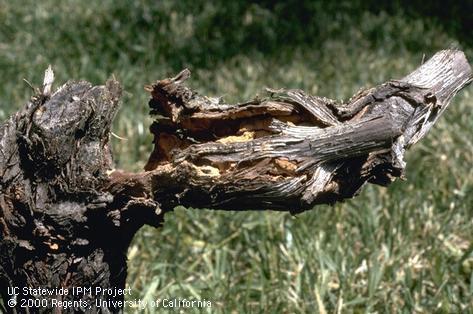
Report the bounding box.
[0,50,471,313]
[142,50,472,212]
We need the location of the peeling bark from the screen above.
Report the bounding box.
[140,50,472,212]
[0,50,471,313]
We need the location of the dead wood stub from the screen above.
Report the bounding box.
[0,79,161,312]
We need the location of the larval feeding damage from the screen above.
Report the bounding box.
[143,50,472,212]
[1,50,471,313]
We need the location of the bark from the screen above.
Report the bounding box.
[0,50,471,313]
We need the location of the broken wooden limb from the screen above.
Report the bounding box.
[0,50,471,313]
[140,49,472,212]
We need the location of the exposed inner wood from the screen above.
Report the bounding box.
[0,50,471,312]
[141,50,472,212]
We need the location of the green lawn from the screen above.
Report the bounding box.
[1,1,472,312]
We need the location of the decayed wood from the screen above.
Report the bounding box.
[0,50,471,313]
[135,49,472,212]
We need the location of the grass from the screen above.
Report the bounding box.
[0,1,472,312]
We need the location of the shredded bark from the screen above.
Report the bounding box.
[0,50,471,313]
[141,50,472,212]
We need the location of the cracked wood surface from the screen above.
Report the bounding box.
[0,50,471,313]
[136,49,472,212]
